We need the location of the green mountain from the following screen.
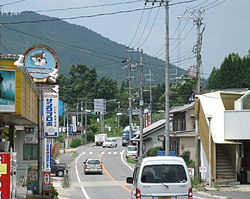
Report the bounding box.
[0,11,186,85]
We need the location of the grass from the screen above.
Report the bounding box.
[126,157,137,164]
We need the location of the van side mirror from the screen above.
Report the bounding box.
[126,177,133,184]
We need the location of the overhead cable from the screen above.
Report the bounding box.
[0,6,162,25]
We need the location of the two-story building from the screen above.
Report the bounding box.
[195,89,250,184]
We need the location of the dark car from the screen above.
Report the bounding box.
[51,158,67,177]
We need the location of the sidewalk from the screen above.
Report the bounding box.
[16,147,76,199]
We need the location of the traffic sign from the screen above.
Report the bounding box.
[43,171,51,191]
[94,99,106,114]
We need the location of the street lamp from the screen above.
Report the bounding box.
[207,115,212,187]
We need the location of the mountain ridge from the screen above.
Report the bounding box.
[0,11,186,85]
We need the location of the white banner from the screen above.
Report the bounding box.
[44,138,51,171]
[44,92,59,137]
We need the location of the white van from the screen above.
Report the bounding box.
[126,145,138,158]
[126,156,192,199]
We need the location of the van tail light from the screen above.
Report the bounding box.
[85,164,88,169]
[100,164,102,169]
[136,188,141,199]
[188,188,193,199]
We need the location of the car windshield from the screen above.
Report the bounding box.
[141,164,187,183]
[87,160,100,164]
[106,139,112,142]
[128,146,137,151]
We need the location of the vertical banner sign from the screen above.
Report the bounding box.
[72,116,77,132]
[43,171,51,191]
[44,138,51,171]
[144,109,149,128]
[0,152,10,199]
[27,166,38,191]
[44,92,59,137]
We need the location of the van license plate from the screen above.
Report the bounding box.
[158,197,170,199]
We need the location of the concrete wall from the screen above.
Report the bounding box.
[15,129,38,181]
[144,128,164,154]
[179,137,195,161]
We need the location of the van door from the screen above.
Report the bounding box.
[138,164,191,199]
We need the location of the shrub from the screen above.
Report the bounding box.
[146,146,163,156]
[87,131,95,143]
[70,138,81,148]
[180,151,192,166]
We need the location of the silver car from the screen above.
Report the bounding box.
[84,159,103,174]
[103,138,117,148]
[126,156,192,199]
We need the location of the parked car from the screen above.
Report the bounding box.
[126,156,192,199]
[126,145,138,158]
[84,159,103,174]
[51,158,67,177]
[103,138,117,148]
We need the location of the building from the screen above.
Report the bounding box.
[195,89,250,184]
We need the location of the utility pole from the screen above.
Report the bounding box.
[76,100,79,125]
[139,48,144,158]
[123,57,133,141]
[63,103,66,153]
[145,69,154,125]
[186,8,204,181]
[145,0,170,155]
[117,101,120,129]
[81,101,83,145]
[85,101,88,144]
[38,90,43,195]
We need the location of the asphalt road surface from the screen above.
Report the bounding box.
[57,138,250,199]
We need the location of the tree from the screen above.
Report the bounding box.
[206,52,250,90]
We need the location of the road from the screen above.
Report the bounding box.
[56,138,248,199]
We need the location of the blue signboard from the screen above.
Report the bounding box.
[70,125,73,134]
[157,150,176,156]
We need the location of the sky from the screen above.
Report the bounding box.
[2,0,250,79]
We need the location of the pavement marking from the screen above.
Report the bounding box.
[101,152,105,154]
[75,152,91,199]
[113,152,117,154]
[89,152,93,154]
[120,149,133,171]
[99,154,131,193]
[108,152,112,154]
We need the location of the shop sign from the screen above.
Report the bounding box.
[27,165,38,191]
[44,92,59,137]
[44,138,51,171]
[0,152,10,199]
[43,171,51,191]
[23,44,59,83]
[0,69,16,113]
[24,127,36,143]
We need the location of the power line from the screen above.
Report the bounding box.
[1,6,162,25]
[137,5,161,48]
[3,25,126,62]
[132,5,154,48]
[205,0,226,10]
[1,0,26,7]
[191,0,209,9]
[9,0,144,13]
[202,0,220,8]
[127,4,146,47]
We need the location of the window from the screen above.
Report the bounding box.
[23,144,38,160]
[141,165,187,183]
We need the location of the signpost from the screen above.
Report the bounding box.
[44,92,59,138]
[94,99,106,114]
[43,172,51,191]
[0,152,10,199]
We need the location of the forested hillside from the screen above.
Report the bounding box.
[0,11,186,85]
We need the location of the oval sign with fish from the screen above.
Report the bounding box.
[23,44,59,83]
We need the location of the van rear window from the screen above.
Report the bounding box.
[141,164,187,183]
